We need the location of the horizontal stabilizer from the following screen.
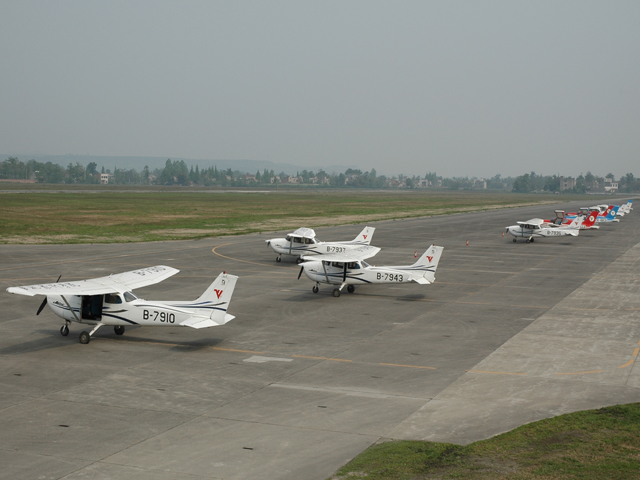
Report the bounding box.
[180,313,236,329]
[411,277,430,285]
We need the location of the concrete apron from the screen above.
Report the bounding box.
[387,241,640,445]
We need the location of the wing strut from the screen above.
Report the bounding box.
[60,295,81,323]
[322,261,330,283]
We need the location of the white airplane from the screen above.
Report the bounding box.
[266,226,376,263]
[6,266,238,344]
[298,244,444,297]
[506,216,583,243]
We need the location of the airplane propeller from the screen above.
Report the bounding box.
[36,274,61,315]
[343,263,347,282]
[298,265,304,280]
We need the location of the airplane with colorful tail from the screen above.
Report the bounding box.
[544,210,600,230]
[6,266,238,344]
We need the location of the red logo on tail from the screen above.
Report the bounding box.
[363,235,367,240]
[426,256,434,263]
[214,289,223,299]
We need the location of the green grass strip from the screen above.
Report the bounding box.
[332,403,640,479]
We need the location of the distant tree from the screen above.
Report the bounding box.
[512,173,531,193]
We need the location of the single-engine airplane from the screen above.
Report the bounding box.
[6,266,238,344]
[506,216,583,243]
[543,210,599,230]
[266,226,375,263]
[297,244,444,297]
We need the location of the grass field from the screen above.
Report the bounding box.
[331,403,640,480]
[0,186,583,244]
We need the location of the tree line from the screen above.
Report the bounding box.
[1,156,638,192]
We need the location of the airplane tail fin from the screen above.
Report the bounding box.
[194,272,238,325]
[353,226,375,244]
[412,245,444,283]
[605,205,619,220]
[583,211,598,228]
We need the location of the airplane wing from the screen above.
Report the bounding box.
[517,218,545,226]
[6,265,179,297]
[301,245,381,263]
[290,227,316,239]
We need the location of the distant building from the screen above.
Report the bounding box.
[418,179,430,188]
[560,176,576,191]
[604,181,618,193]
[100,173,113,184]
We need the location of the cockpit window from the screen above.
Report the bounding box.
[361,261,370,267]
[123,291,138,302]
[104,293,122,304]
[285,235,292,242]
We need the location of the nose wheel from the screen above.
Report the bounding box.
[276,256,282,262]
[60,324,69,336]
[312,284,319,293]
[512,238,517,243]
[114,325,125,336]
[347,285,355,293]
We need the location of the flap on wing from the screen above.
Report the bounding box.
[301,246,381,263]
[411,277,430,285]
[6,265,179,297]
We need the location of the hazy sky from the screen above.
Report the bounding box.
[1,1,638,177]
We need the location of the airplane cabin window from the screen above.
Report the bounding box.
[105,293,122,304]
[286,235,292,242]
[124,291,138,302]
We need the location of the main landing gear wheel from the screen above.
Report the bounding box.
[332,288,341,298]
[530,238,535,242]
[276,256,281,263]
[347,285,355,293]
[114,326,125,336]
[60,325,69,336]
[79,331,91,344]
[312,285,319,293]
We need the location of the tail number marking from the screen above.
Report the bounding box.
[377,273,404,282]
[143,310,175,323]
[326,246,346,253]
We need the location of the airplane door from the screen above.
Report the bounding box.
[81,295,103,320]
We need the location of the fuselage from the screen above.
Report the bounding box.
[47,292,225,327]
[302,260,435,285]
[506,225,578,239]
[268,237,370,257]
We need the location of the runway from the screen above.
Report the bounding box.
[0,199,638,480]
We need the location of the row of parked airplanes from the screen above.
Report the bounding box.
[506,199,633,243]
[6,200,632,344]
